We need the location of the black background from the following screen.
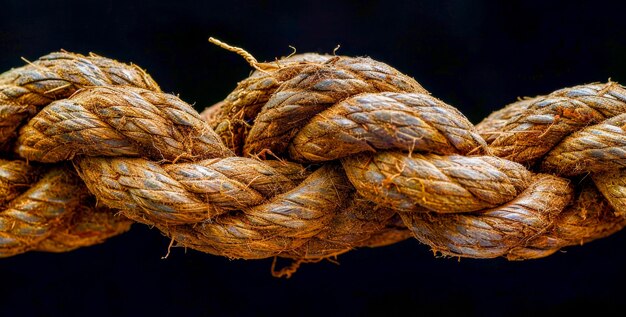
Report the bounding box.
[2,1,626,316]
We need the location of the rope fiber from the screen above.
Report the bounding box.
[2,40,626,277]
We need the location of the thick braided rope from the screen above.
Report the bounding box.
[0,51,159,256]
[2,44,626,271]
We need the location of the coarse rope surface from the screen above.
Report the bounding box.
[2,41,626,277]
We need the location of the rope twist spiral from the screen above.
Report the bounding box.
[2,41,625,276]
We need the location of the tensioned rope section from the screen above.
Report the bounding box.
[1,39,625,277]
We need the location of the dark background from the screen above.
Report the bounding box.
[2,0,626,316]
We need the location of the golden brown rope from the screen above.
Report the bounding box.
[2,41,626,273]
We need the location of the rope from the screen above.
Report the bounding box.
[2,42,626,272]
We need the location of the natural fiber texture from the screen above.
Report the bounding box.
[2,42,626,274]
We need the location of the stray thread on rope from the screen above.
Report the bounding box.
[209,37,276,73]
[333,44,341,55]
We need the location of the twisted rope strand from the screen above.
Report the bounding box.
[1,41,625,274]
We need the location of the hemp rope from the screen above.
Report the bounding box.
[2,41,626,277]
